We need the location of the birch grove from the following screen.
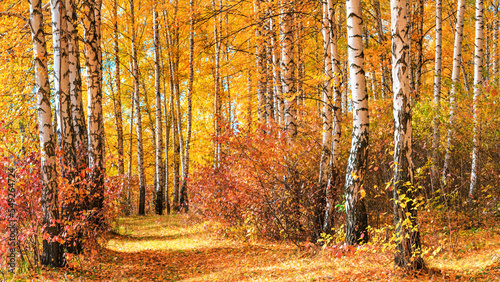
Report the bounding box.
[10,0,500,274]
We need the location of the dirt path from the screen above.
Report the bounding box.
[79,215,305,281]
[17,214,500,281]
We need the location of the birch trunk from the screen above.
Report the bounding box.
[112,0,124,175]
[267,40,274,124]
[171,87,180,212]
[164,93,171,215]
[52,0,83,253]
[174,68,186,210]
[281,0,297,139]
[154,7,165,215]
[324,0,342,233]
[319,0,333,235]
[160,41,171,215]
[391,0,425,270]
[461,58,471,93]
[213,0,222,165]
[126,91,134,216]
[66,0,87,165]
[441,0,465,190]
[264,7,274,124]
[181,0,195,213]
[344,0,369,245]
[270,16,284,127]
[255,0,267,123]
[165,36,180,211]
[130,0,145,215]
[30,0,64,266]
[83,0,105,220]
[469,0,483,202]
[431,0,442,192]
[51,0,77,179]
[414,0,424,99]
[295,1,304,108]
[95,0,102,91]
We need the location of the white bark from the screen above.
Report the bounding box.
[213,0,222,165]
[129,0,145,215]
[320,0,333,189]
[270,16,284,126]
[112,0,124,174]
[51,0,77,177]
[182,0,195,212]
[344,0,369,245]
[329,0,341,172]
[154,7,165,215]
[30,0,63,266]
[391,0,424,269]
[255,0,267,123]
[66,0,87,164]
[469,0,483,201]
[441,0,465,189]
[83,0,105,213]
[281,0,297,139]
[431,0,442,191]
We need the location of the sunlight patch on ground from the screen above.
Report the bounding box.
[12,214,500,281]
[105,215,238,253]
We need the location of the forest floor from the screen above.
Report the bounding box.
[5,213,500,281]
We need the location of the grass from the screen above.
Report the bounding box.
[2,213,500,281]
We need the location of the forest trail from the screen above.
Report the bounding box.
[22,214,500,281]
[73,214,404,281]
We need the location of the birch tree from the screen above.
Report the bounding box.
[129,0,146,215]
[126,92,134,216]
[319,0,334,233]
[319,0,341,234]
[154,6,165,215]
[281,0,297,139]
[344,0,369,245]
[30,0,64,266]
[441,0,465,190]
[265,8,274,124]
[66,0,87,165]
[431,0,442,192]
[174,63,186,210]
[181,0,196,213]
[112,0,124,175]
[163,71,171,215]
[83,0,105,220]
[469,0,483,202]
[213,0,222,165]
[391,0,425,270]
[51,0,77,180]
[270,16,284,126]
[255,0,267,124]
[325,0,342,233]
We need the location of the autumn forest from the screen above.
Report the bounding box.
[0,0,500,280]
